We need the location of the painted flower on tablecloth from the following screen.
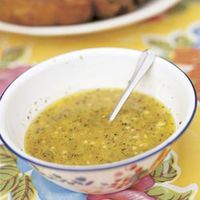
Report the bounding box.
[144,25,200,100]
[0,46,32,96]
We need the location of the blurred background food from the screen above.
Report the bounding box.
[0,0,151,26]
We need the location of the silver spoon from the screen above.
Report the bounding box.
[109,49,156,121]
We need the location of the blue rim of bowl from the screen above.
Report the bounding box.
[0,56,198,172]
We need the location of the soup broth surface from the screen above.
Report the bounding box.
[25,89,175,165]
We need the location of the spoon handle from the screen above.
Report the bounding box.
[109,50,156,121]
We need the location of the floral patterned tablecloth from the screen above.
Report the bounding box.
[0,0,200,199]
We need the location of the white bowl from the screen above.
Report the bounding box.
[0,48,197,194]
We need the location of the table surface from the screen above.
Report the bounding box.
[0,0,200,199]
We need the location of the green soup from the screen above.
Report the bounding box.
[25,89,175,165]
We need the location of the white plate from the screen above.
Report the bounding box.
[0,0,181,36]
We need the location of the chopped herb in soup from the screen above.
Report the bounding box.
[25,89,175,165]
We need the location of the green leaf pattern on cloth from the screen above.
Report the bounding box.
[0,144,36,199]
[151,154,179,183]
[174,34,194,48]
[0,165,20,196]
[169,0,200,14]
[0,46,31,68]
[0,145,17,166]
[11,175,36,200]
[144,37,173,58]
[147,186,195,200]
[0,47,24,67]
[144,33,194,59]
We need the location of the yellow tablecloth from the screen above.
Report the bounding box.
[0,0,200,199]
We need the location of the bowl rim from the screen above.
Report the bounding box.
[0,48,197,171]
